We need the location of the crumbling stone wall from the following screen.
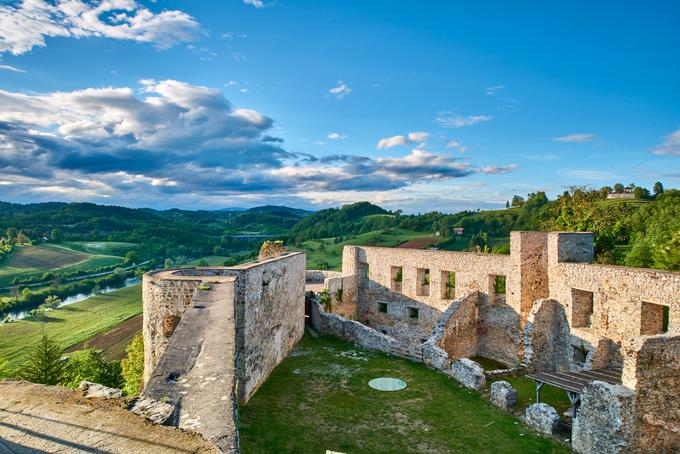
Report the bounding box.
[572,381,636,454]
[521,299,571,372]
[431,292,480,360]
[622,333,680,453]
[477,297,521,366]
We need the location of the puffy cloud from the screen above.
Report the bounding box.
[376,135,408,150]
[436,114,493,128]
[376,131,429,150]
[0,0,201,55]
[327,132,345,140]
[329,81,351,99]
[652,128,680,156]
[243,0,265,7]
[0,80,516,207]
[554,133,596,143]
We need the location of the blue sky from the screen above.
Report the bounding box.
[0,0,679,212]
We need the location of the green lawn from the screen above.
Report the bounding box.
[0,243,125,287]
[0,284,142,370]
[239,335,571,454]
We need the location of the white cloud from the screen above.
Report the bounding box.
[484,85,505,95]
[0,0,201,55]
[327,132,345,140]
[554,133,596,143]
[377,135,407,150]
[407,131,429,142]
[329,81,351,99]
[377,131,429,150]
[436,114,493,128]
[0,64,25,72]
[652,128,680,156]
[243,0,265,7]
[445,140,467,153]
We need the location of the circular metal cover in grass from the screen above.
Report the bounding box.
[368,377,407,391]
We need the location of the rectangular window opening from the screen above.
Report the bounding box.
[391,266,403,292]
[488,275,506,304]
[441,270,456,299]
[572,288,594,328]
[417,268,430,296]
[640,301,669,335]
[378,302,388,313]
[408,307,419,319]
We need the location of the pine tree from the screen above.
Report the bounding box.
[20,335,65,385]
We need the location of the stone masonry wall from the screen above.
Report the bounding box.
[232,252,306,404]
[432,292,480,360]
[142,274,206,384]
[622,333,680,453]
[547,232,680,348]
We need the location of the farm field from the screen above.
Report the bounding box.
[239,335,570,453]
[397,236,442,249]
[60,241,138,256]
[66,314,142,361]
[0,243,125,287]
[292,229,427,270]
[0,284,142,370]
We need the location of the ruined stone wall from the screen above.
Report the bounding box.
[508,231,549,322]
[622,333,680,453]
[142,273,205,384]
[547,232,680,349]
[342,245,513,349]
[521,299,571,373]
[477,297,521,366]
[233,252,306,403]
[432,292,480,360]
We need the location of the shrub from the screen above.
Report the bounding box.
[62,349,123,389]
[121,334,144,396]
[319,289,333,312]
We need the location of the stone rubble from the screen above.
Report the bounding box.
[524,403,560,435]
[489,380,517,411]
[450,358,486,391]
[79,381,123,398]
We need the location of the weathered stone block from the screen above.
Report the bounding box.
[572,381,635,454]
[79,381,123,399]
[489,380,517,411]
[128,396,175,425]
[524,403,560,435]
[451,358,485,390]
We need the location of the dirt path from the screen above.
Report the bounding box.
[0,381,219,453]
[66,315,143,360]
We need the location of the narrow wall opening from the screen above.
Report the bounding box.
[572,288,594,328]
[441,271,455,299]
[417,268,430,296]
[488,275,506,304]
[391,266,403,292]
[640,301,669,335]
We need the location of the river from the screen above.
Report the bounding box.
[1,277,141,323]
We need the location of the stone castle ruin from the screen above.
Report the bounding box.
[143,232,679,453]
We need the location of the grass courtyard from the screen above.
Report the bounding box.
[239,335,571,453]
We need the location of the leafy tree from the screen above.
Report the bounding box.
[633,186,650,199]
[197,259,209,266]
[6,227,16,243]
[22,287,31,300]
[44,295,61,310]
[469,232,489,252]
[50,228,64,242]
[653,181,664,196]
[20,335,66,385]
[121,335,144,396]
[511,195,525,207]
[62,349,123,389]
[614,183,625,193]
[124,250,140,264]
[164,258,174,269]
[505,200,510,208]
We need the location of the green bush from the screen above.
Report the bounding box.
[121,334,144,396]
[61,349,123,389]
